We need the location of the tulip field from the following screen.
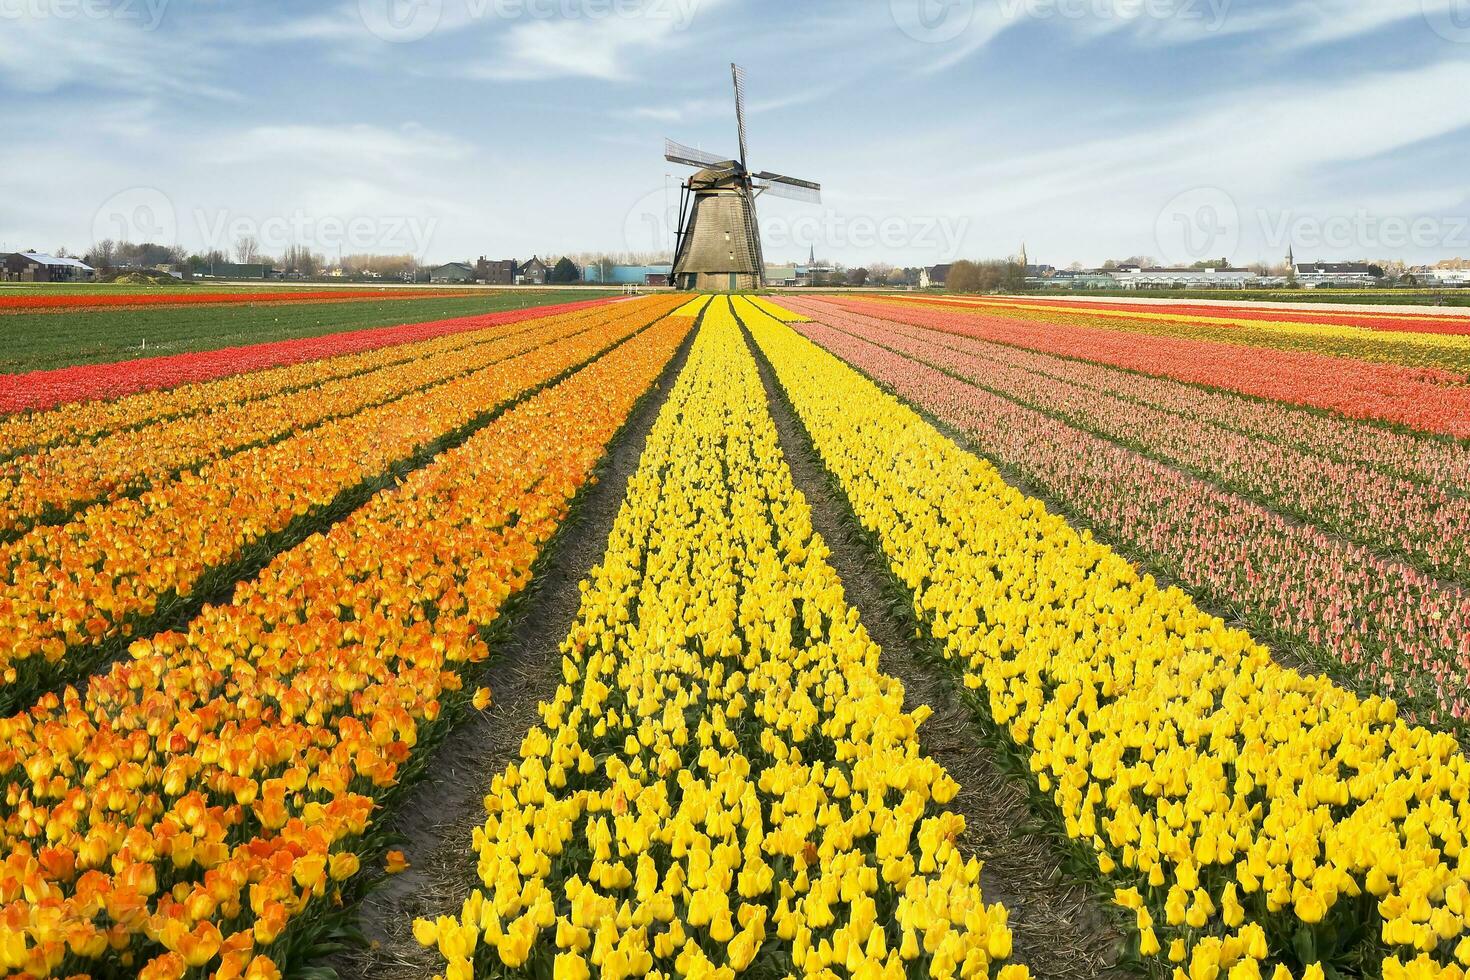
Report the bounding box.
[0,289,1467,979]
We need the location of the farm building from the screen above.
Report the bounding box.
[1111,266,1255,289]
[429,262,476,284]
[2,252,96,282]
[583,264,673,286]
[919,264,951,288]
[475,257,518,285]
[766,265,798,286]
[517,256,549,285]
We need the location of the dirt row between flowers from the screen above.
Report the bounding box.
[326,321,700,979]
[739,319,1132,980]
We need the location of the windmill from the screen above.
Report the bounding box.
[666,63,822,291]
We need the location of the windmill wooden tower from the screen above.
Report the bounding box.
[666,64,822,291]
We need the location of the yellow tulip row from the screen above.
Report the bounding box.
[416,299,1029,980]
[741,303,1470,980]
[0,297,683,715]
[0,314,692,979]
[0,303,616,537]
[670,295,712,318]
[0,305,592,460]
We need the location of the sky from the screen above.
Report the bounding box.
[2,0,1470,269]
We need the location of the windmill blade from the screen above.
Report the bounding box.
[756,181,821,204]
[664,138,732,170]
[731,63,749,169]
[754,171,821,192]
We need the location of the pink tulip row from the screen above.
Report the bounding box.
[793,317,1470,731]
[787,298,1470,491]
[811,296,1470,439]
[792,303,1470,585]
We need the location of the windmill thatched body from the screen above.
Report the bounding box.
[667,64,821,291]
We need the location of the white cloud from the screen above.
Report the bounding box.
[462,0,725,80]
[199,122,471,172]
[0,6,229,97]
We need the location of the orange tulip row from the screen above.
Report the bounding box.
[0,303,616,537]
[0,297,683,715]
[0,302,602,461]
[0,313,691,979]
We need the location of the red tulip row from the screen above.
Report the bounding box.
[0,297,613,414]
[0,288,479,313]
[814,296,1470,438]
[799,304,1470,585]
[0,304,613,538]
[0,314,690,979]
[793,317,1470,733]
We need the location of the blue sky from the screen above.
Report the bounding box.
[3,0,1470,268]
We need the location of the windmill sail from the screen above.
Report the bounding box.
[664,139,730,170]
[755,171,822,204]
[731,63,749,169]
[756,181,822,204]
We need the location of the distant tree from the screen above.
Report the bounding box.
[550,256,581,283]
[847,267,869,287]
[235,235,262,264]
[947,261,982,293]
[281,244,323,276]
[85,239,118,270]
[947,259,1026,294]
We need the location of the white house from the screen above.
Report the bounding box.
[1293,262,1381,288]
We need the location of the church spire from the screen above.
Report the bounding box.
[808,244,816,266]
